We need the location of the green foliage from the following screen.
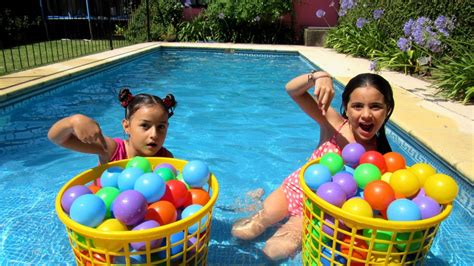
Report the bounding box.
[0,9,41,43]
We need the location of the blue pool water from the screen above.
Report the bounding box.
[0,48,472,265]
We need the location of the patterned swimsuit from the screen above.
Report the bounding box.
[282,120,347,216]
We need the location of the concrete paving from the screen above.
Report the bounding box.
[1,42,472,183]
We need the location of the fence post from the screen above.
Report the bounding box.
[39,0,50,41]
[108,0,113,50]
[146,0,151,41]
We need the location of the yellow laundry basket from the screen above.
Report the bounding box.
[55,157,219,266]
[300,159,452,266]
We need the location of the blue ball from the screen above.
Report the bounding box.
[183,160,210,188]
[387,199,421,221]
[100,166,123,188]
[181,204,207,234]
[158,231,185,260]
[134,172,166,203]
[69,194,106,227]
[118,167,144,191]
[320,246,347,265]
[304,164,332,191]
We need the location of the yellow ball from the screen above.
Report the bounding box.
[424,174,458,204]
[94,219,128,251]
[381,172,392,183]
[341,198,373,228]
[408,163,436,185]
[389,169,420,197]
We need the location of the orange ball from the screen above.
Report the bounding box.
[359,151,387,174]
[383,152,406,173]
[341,235,368,265]
[145,200,177,226]
[363,180,395,211]
[183,188,211,207]
[88,184,101,194]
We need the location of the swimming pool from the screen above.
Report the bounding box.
[0,48,472,265]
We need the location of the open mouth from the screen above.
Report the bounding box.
[146,143,157,148]
[359,123,374,133]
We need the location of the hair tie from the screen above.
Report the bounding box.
[121,94,134,108]
[162,94,176,117]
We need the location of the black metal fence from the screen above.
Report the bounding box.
[0,0,143,75]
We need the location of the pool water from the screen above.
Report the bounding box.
[0,48,472,265]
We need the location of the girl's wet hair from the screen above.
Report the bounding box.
[118,88,177,120]
[340,73,395,153]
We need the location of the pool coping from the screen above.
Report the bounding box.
[0,42,472,184]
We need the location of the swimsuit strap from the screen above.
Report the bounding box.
[329,119,348,142]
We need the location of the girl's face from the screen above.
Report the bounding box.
[122,105,169,157]
[345,85,389,143]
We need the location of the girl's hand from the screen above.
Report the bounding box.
[71,115,108,153]
[313,75,334,116]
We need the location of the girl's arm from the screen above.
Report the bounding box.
[48,114,115,161]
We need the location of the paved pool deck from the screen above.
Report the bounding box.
[0,42,472,183]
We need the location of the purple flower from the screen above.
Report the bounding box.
[403,18,414,37]
[338,9,347,17]
[341,0,356,10]
[356,18,369,29]
[369,60,378,71]
[184,0,191,7]
[434,15,455,37]
[397,37,411,52]
[427,38,442,53]
[316,9,326,18]
[373,9,384,20]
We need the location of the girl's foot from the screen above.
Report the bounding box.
[231,210,269,240]
[262,216,303,261]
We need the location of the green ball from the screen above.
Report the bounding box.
[95,187,120,218]
[155,167,176,182]
[354,163,381,189]
[363,229,393,252]
[176,173,190,189]
[319,152,344,175]
[126,156,152,173]
[395,231,423,252]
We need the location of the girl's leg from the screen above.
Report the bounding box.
[231,186,289,240]
[263,215,303,261]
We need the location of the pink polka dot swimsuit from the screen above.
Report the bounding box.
[282,120,347,216]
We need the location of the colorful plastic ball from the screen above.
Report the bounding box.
[363,229,393,252]
[126,156,152,173]
[395,231,423,252]
[353,163,381,189]
[408,163,436,185]
[61,185,92,214]
[170,231,185,255]
[95,187,120,218]
[117,167,144,191]
[341,143,366,168]
[383,152,406,173]
[332,171,358,198]
[412,188,426,201]
[183,188,211,208]
[112,190,148,226]
[155,167,176,182]
[304,164,332,191]
[381,172,392,183]
[424,173,458,204]
[363,180,395,211]
[369,247,401,264]
[319,152,345,175]
[181,204,208,234]
[341,235,368,264]
[359,151,387,173]
[100,166,123,188]
[387,199,421,221]
[145,200,177,226]
[154,163,177,176]
[316,182,347,207]
[94,219,128,251]
[134,172,166,203]
[344,165,355,174]
[412,196,441,219]
[389,169,420,197]
[176,173,190,189]
[131,220,162,251]
[319,216,347,240]
[320,246,347,266]
[161,180,189,208]
[341,198,373,226]
[88,183,101,194]
[70,194,106,227]
[182,160,210,188]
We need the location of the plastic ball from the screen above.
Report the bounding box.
[320,216,347,240]
[320,246,347,266]
[181,204,208,234]
[395,231,423,252]
[70,194,106,227]
[344,165,355,174]
[341,235,368,264]
[389,169,420,197]
[145,200,177,226]
[134,172,166,203]
[424,173,458,204]
[155,167,176,182]
[383,152,406,173]
[363,229,393,252]
[341,143,366,168]
[117,167,144,191]
[169,231,185,256]
[112,190,148,225]
[61,185,92,214]
[95,219,128,251]
[316,182,347,207]
[154,163,177,176]
[100,166,123,188]
[88,183,101,194]
[369,247,401,264]
[353,163,381,189]
[363,180,395,211]
[176,173,190,189]
[408,163,436,185]
[381,172,392,183]
[332,171,358,198]
[182,160,210,188]
[161,180,189,208]
[304,164,332,191]
[95,187,120,218]
[387,199,421,221]
[131,220,162,251]
[126,156,152,173]
[183,188,211,207]
[341,198,373,222]
[319,152,344,175]
[412,196,441,219]
[359,151,387,173]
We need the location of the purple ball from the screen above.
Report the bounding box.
[154,163,177,176]
[321,216,345,240]
[316,182,347,207]
[342,143,366,168]
[412,188,426,201]
[61,185,92,214]
[412,196,441,219]
[112,190,148,225]
[332,171,358,198]
[131,220,162,250]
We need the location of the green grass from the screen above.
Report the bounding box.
[0,39,132,75]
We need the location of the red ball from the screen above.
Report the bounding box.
[359,151,387,173]
[363,180,395,211]
[145,200,177,225]
[161,180,188,208]
[183,188,211,208]
[341,235,368,265]
[383,152,406,173]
